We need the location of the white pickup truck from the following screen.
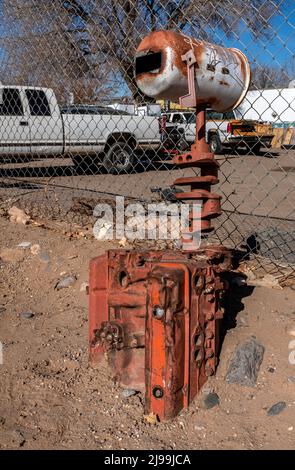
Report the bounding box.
[164,109,273,154]
[0,86,162,173]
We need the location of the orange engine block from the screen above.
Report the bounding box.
[89,247,231,421]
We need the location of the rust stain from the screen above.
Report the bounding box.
[200,96,222,108]
[237,50,247,83]
[219,80,230,86]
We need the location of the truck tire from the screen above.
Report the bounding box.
[103,143,134,174]
[209,134,223,154]
[252,143,261,155]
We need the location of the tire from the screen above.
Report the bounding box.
[103,143,134,174]
[209,134,223,154]
[252,143,261,155]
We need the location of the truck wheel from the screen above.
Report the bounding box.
[209,134,223,154]
[252,143,261,155]
[103,143,134,174]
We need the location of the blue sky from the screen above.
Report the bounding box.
[216,0,295,73]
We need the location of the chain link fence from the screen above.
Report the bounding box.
[0,0,295,277]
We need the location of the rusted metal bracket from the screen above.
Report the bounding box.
[179,49,197,108]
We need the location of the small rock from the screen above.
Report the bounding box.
[19,312,34,319]
[287,376,295,383]
[203,392,220,409]
[55,275,77,290]
[80,282,89,293]
[267,401,286,416]
[122,388,137,398]
[8,206,30,225]
[17,242,31,249]
[194,424,207,431]
[201,382,214,395]
[118,237,127,247]
[267,367,276,373]
[0,306,6,315]
[30,244,41,255]
[288,426,293,431]
[143,412,158,425]
[226,336,265,387]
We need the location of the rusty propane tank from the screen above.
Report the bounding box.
[135,30,251,111]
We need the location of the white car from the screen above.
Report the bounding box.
[164,109,273,154]
[0,86,162,173]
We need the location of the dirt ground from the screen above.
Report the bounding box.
[1,148,295,219]
[0,215,295,450]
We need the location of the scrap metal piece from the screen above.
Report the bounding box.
[179,49,197,108]
[135,30,251,112]
[89,248,231,420]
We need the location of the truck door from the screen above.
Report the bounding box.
[25,88,63,155]
[0,87,31,156]
[183,112,196,143]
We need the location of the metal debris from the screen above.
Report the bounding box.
[55,275,77,290]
